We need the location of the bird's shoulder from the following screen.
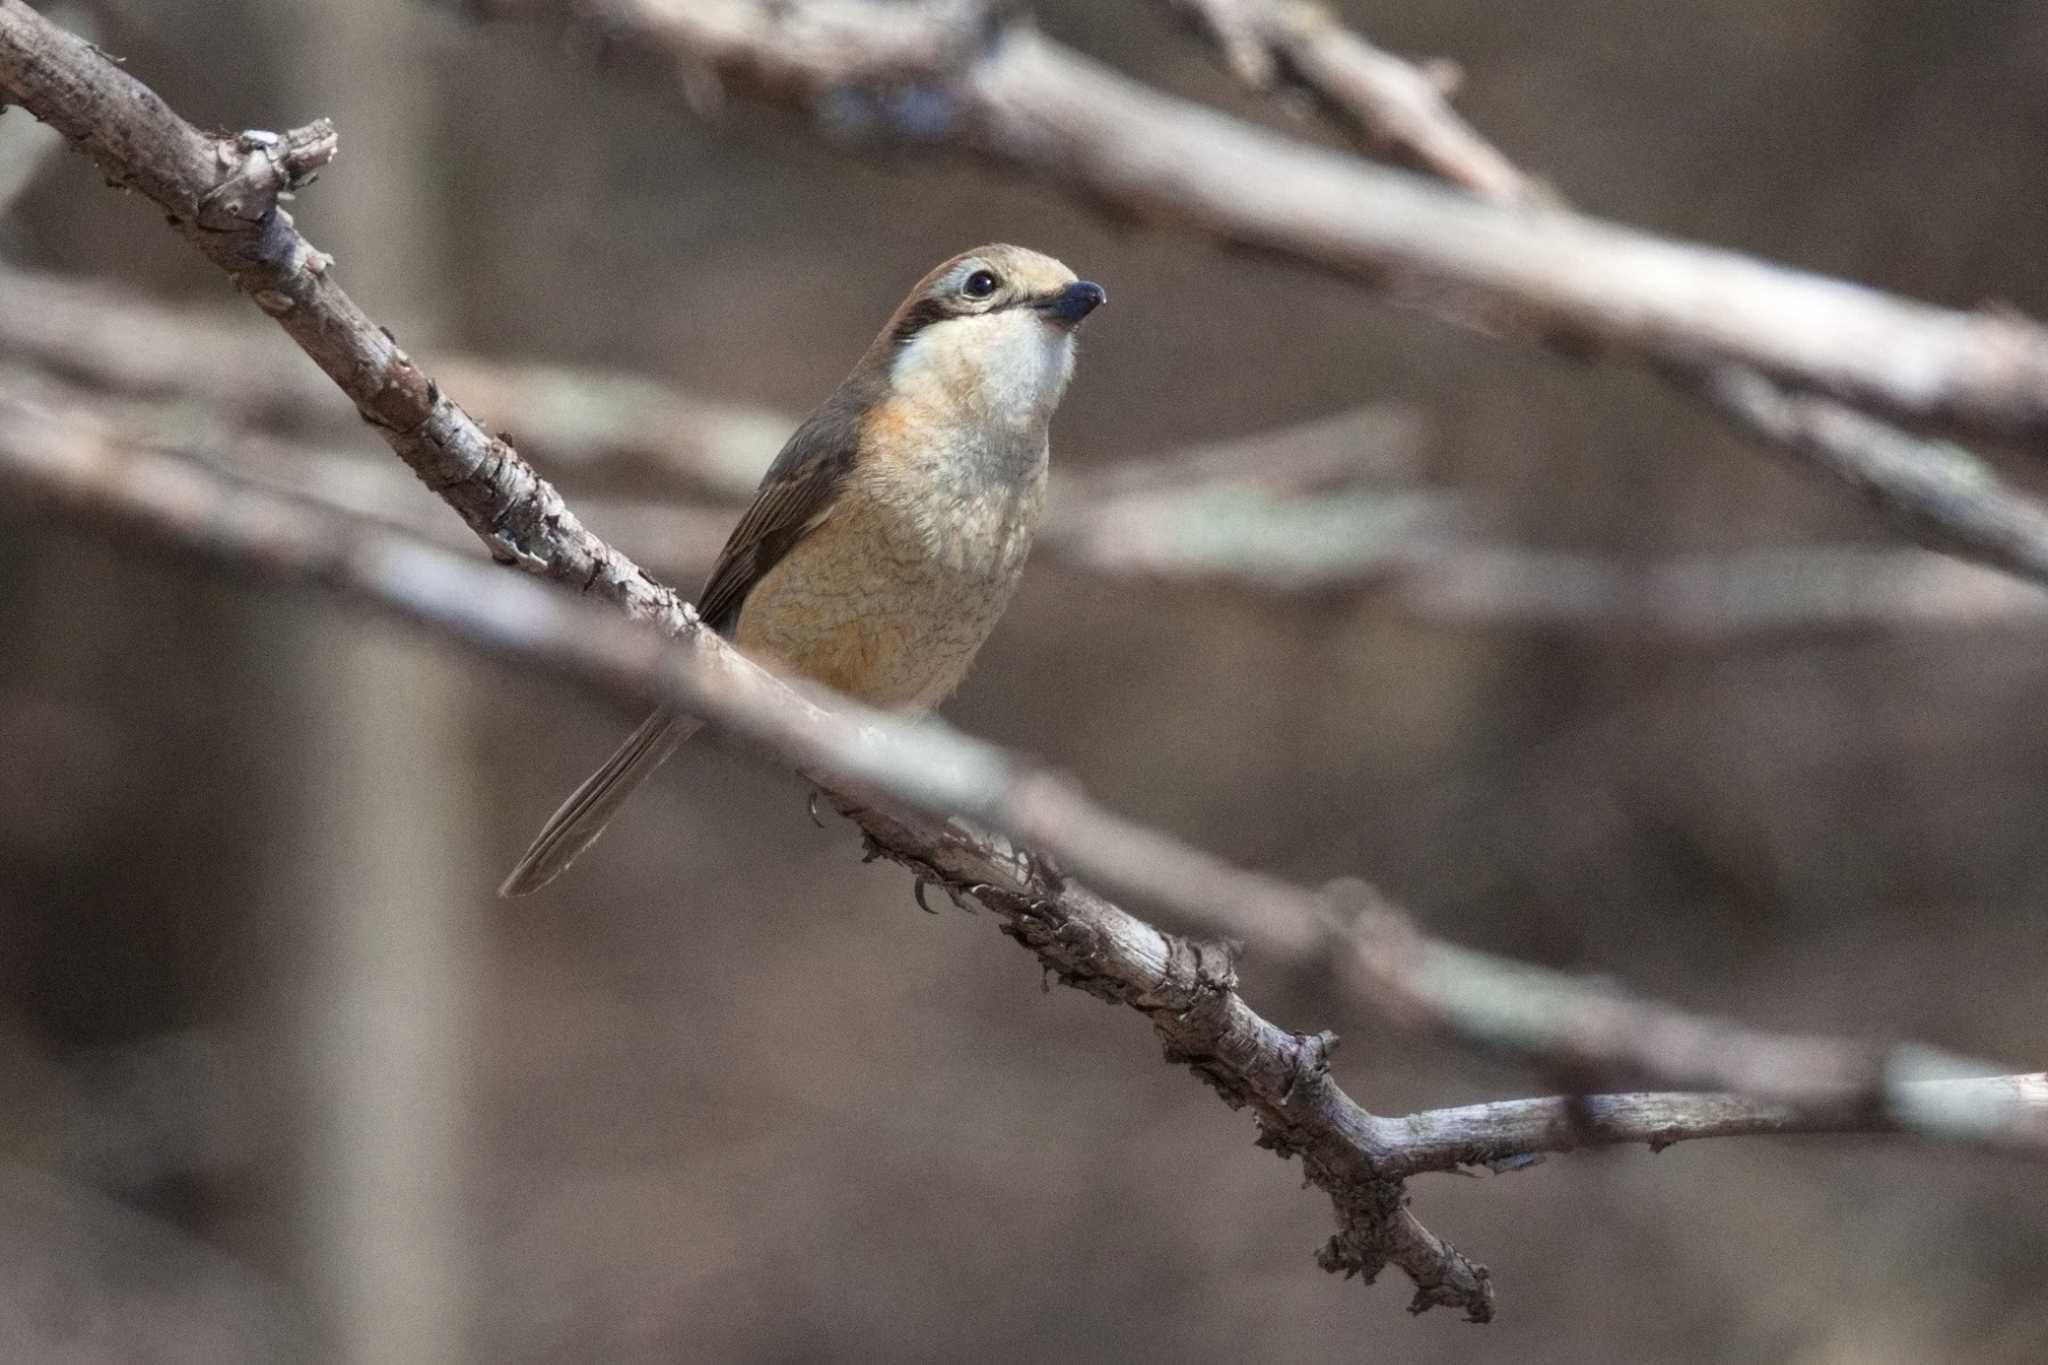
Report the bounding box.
[694,374,880,633]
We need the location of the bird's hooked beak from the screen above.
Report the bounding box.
[1033,280,1106,328]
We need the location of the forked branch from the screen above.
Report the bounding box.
[5,0,2045,1325]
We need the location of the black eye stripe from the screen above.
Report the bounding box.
[891,278,1067,345]
[890,295,953,345]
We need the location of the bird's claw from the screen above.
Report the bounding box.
[1020,844,1065,891]
[913,878,941,914]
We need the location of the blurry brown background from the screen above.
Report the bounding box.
[4,1,2048,1361]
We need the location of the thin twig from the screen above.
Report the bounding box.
[1377,1072,2048,1176]
[1162,0,1540,202]
[1704,368,2048,584]
[0,267,1440,591]
[13,328,2048,634]
[0,267,794,497]
[23,341,2041,632]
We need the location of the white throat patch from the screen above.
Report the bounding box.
[889,308,1077,431]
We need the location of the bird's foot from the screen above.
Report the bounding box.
[912,876,982,915]
[1018,843,1065,892]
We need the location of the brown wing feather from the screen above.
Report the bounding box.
[696,381,874,634]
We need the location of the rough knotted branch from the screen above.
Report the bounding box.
[8,0,2047,1322]
[6,396,2048,1318]
[0,392,1501,1315]
[0,0,690,636]
[0,0,1488,1309]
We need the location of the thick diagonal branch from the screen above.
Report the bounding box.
[7,0,2045,1322]
[0,0,690,636]
[8,398,2048,1318]
[0,392,1496,1319]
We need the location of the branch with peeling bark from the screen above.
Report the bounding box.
[7,0,2048,1324]
[0,0,688,634]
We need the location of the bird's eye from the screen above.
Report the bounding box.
[962,269,999,300]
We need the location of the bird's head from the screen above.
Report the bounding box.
[869,244,1105,429]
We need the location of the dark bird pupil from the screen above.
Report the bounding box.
[964,270,998,298]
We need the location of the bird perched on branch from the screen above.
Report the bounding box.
[500,244,1106,895]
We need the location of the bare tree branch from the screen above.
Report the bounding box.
[1152,0,2048,593]
[0,0,1504,1290]
[18,252,2048,626]
[1377,1072,2048,1177]
[17,266,2048,632]
[0,0,692,637]
[1160,0,1542,203]
[8,0,2047,1321]
[0,267,795,497]
[25,337,2042,634]
[1704,368,2048,584]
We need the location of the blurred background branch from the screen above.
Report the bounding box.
[0,266,1445,593]
[10,265,2046,633]
[460,0,2048,446]
[5,0,2048,1358]
[1160,0,1543,202]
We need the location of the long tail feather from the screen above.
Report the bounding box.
[498,706,699,897]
